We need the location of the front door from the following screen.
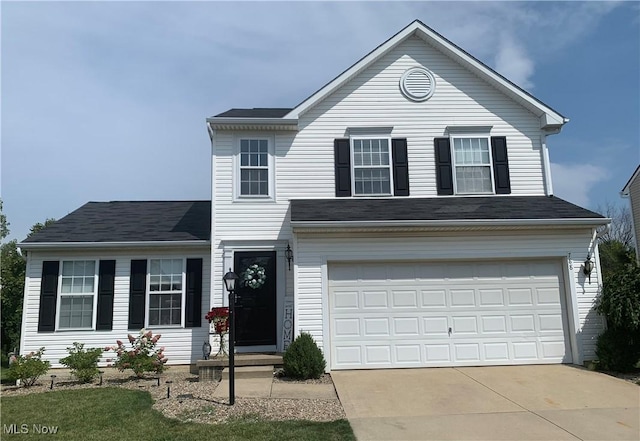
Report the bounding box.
[233,251,277,346]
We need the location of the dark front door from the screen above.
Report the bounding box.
[234,251,277,346]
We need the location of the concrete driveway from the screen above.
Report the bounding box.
[332,365,639,440]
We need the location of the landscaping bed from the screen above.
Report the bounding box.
[1,366,346,424]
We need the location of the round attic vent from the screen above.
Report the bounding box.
[400,67,436,102]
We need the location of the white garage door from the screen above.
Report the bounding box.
[329,260,571,369]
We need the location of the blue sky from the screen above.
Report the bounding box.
[2,1,639,242]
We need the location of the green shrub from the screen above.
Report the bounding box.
[597,264,640,330]
[106,329,167,377]
[59,342,103,383]
[7,347,50,387]
[283,332,326,379]
[595,264,640,372]
[595,327,640,372]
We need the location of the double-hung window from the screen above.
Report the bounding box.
[451,136,494,194]
[352,137,393,196]
[239,139,270,197]
[58,260,97,329]
[148,259,183,326]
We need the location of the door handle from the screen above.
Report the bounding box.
[448,327,452,336]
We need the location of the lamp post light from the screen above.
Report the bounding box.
[223,269,239,405]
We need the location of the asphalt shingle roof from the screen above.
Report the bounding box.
[213,108,293,118]
[290,196,604,223]
[22,201,211,243]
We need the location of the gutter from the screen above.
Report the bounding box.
[18,240,211,250]
[206,117,298,129]
[291,218,610,230]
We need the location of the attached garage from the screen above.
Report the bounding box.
[328,260,572,370]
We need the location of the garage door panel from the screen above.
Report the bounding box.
[363,290,388,308]
[450,290,475,306]
[329,260,571,369]
[421,290,447,307]
[363,317,390,336]
[392,290,418,307]
[479,289,505,306]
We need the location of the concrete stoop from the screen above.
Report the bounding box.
[221,365,274,380]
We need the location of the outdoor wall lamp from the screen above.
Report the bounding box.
[223,269,239,405]
[285,244,294,270]
[583,254,594,283]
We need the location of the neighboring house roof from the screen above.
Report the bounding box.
[621,164,640,195]
[209,20,566,130]
[21,201,211,246]
[290,196,606,228]
[214,108,293,118]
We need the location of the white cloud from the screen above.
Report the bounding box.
[495,34,535,89]
[550,162,609,208]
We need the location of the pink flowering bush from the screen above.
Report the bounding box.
[105,329,167,377]
[7,347,51,387]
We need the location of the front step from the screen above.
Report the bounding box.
[221,365,273,380]
[196,353,283,382]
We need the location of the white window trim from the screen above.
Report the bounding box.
[145,257,186,329]
[450,133,495,195]
[350,135,394,197]
[55,259,98,331]
[233,134,276,201]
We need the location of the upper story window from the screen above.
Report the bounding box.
[352,137,393,196]
[451,136,494,194]
[239,139,271,197]
[148,259,184,326]
[58,260,97,329]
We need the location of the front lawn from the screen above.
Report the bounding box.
[1,388,354,441]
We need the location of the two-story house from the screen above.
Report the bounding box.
[20,20,607,371]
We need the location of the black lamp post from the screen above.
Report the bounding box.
[223,269,239,405]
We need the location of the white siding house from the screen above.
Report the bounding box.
[20,20,608,370]
[622,165,640,262]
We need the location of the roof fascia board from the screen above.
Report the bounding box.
[285,20,566,128]
[19,240,211,250]
[622,165,640,195]
[291,218,609,230]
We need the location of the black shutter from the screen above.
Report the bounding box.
[392,138,410,196]
[128,260,147,330]
[434,138,454,195]
[334,139,352,197]
[185,258,203,328]
[38,261,59,332]
[491,136,511,194]
[96,260,116,330]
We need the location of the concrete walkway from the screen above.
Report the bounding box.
[212,376,338,400]
[332,365,640,440]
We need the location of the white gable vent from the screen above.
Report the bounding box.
[400,67,436,102]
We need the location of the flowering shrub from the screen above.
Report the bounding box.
[205,307,229,334]
[60,342,103,383]
[106,329,167,377]
[7,347,51,387]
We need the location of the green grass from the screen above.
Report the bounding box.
[1,388,355,441]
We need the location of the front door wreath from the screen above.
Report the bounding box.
[242,264,267,289]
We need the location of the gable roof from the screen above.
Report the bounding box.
[290,196,606,228]
[21,201,211,247]
[622,164,640,195]
[269,20,561,130]
[214,108,293,118]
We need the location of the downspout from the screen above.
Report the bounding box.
[207,122,217,314]
[542,134,554,196]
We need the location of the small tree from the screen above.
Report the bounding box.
[283,332,326,380]
[60,342,103,383]
[596,263,640,371]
